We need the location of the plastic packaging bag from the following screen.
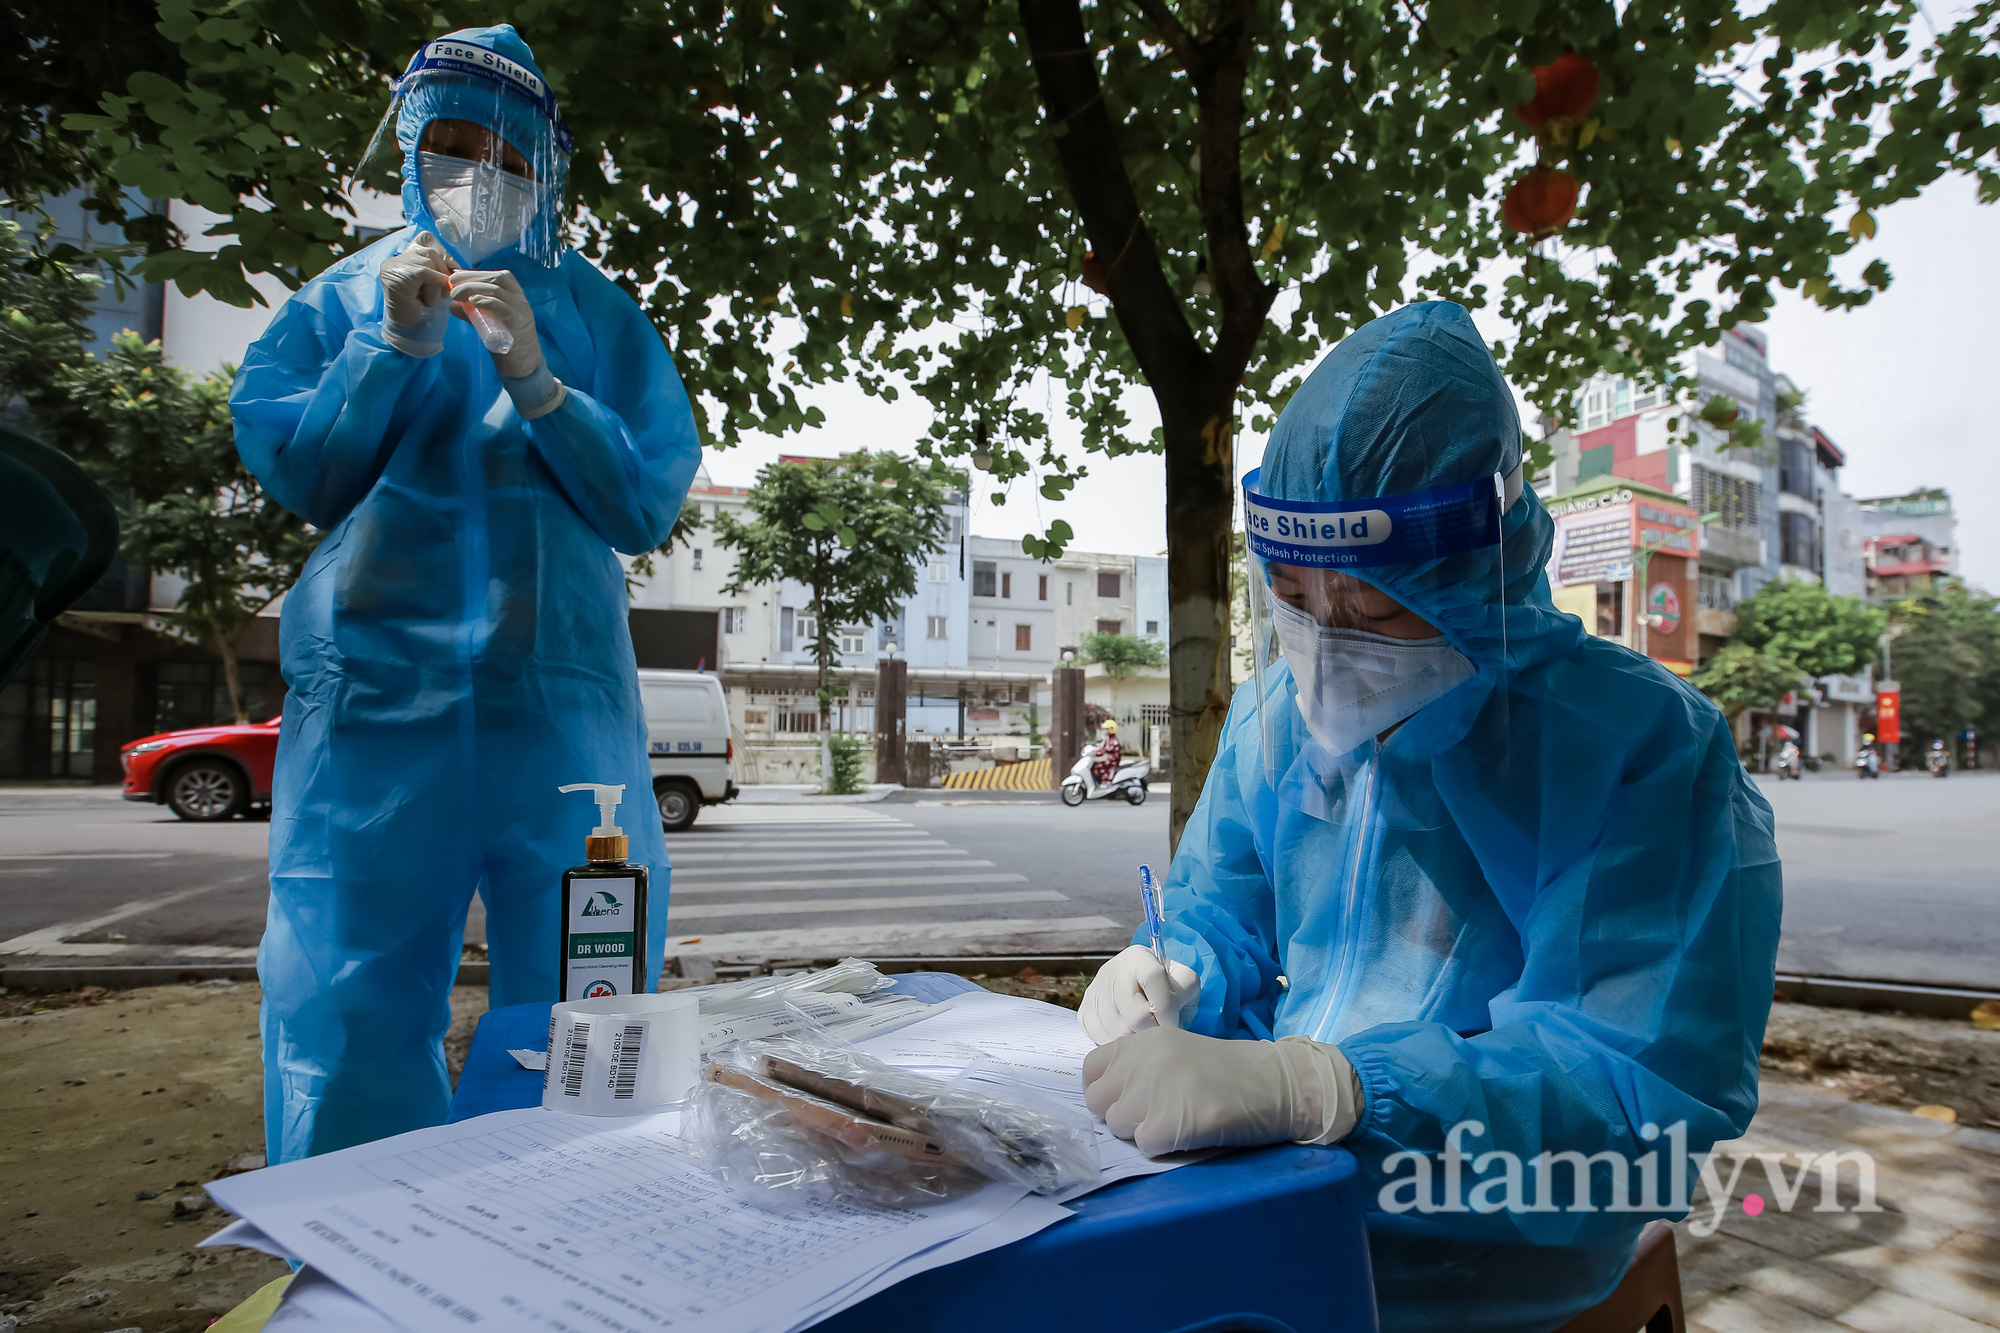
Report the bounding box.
[685,1032,1100,1209]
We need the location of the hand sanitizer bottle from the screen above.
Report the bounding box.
[556,783,649,1000]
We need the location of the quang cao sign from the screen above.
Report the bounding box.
[1546,487,1703,588]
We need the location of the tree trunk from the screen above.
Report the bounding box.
[217,631,247,723]
[1162,392,1238,848]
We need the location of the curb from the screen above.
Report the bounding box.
[1773,973,1998,1023]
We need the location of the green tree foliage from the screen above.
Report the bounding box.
[1080,631,1167,677]
[1886,581,2000,750]
[30,0,2000,837]
[0,220,316,719]
[1732,576,1886,679]
[712,452,955,785]
[1691,641,1808,736]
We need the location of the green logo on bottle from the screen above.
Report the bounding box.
[581,891,623,917]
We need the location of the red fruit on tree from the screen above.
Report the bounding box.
[1516,51,1599,129]
[1503,168,1580,238]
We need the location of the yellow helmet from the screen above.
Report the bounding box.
[1861,732,1874,742]
[1103,719,1118,734]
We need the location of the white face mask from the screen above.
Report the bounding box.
[1269,596,1475,758]
[418,151,539,263]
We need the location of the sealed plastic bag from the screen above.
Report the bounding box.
[685,1033,1099,1208]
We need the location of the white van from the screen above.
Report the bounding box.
[638,669,737,831]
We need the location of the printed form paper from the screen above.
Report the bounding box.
[208,1107,1064,1333]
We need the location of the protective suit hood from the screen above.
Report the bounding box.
[391,24,569,270]
[1256,302,1580,672]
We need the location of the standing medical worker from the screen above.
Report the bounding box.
[1079,303,1780,1331]
[232,26,700,1163]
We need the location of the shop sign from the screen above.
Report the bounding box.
[1647,581,1682,637]
[1556,517,1633,587]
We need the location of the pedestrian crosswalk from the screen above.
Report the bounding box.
[662,804,1117,958]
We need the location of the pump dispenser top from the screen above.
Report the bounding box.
[559,783,628,862]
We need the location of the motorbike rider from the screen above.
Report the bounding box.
[1930,738,1950,776]
[1092,719,1123,787]
[1776,737,1801,778]
[1857,732,1880,778]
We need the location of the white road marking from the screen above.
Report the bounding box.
[670,870,1023,893]
[667,848,969,865]
[0,852,175,860]
[667,870,1022,895]
[667,890,1066,922]
[663,915,1123,955]
[0,873,263,958]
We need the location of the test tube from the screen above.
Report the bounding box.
[466,305,515,357]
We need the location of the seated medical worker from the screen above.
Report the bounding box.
[232,25,699,1163]
[1079,303,1780,1332]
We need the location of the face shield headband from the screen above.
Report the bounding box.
[355,39,574,268]
[1243,464,1522,828]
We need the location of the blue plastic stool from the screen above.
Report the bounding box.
[448,976,1378,1333]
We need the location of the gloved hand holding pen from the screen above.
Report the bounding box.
[1079,944,1202,1044]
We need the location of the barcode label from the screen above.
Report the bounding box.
[541,1011,559,1096]
[560,1019,590,1099]
[609,1022,646,1099]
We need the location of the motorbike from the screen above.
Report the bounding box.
[1774,742,1802,780]
[1929,744,1950,778]
[1855,746,1881,780]
[1060,742,1152,807]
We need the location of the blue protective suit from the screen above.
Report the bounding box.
[232,26,700,1164]
[1161,304,1781,1332]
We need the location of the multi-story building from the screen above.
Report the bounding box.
[1539,328,1780,649]
[1853,489,1958,599]
[965,535,1057,671]
[1049,550,1140,657]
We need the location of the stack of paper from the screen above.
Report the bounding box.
[209,990,1196,1332]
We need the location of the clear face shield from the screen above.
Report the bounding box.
[1242,465,1521,827]
[355,38,573,268]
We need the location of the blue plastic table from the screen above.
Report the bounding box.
[449,975,1378,1333]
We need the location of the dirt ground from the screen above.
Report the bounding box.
[1759,998,2000,1128]
[2,976,1992,1331]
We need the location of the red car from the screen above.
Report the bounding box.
[121,717,281,821]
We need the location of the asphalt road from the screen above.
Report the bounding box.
[1,772,1994,987]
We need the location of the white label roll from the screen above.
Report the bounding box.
[542,991,700,1116]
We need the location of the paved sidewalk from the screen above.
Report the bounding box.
[1681,1080,2000,1331]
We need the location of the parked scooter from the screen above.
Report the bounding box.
[1060,742,1152,806]
[1775,740,1802,780]
[1928,739,1950,778]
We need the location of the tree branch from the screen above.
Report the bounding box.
[1017,0,1205,411]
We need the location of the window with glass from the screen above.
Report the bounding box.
[972,561,997,597]
[926,615,949,639]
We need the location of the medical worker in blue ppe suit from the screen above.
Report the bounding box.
[231,25,699,1164]
[1079,303,1780,1332]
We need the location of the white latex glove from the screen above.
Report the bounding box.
[377,231,453,356]
[1083,1027,1363,1157]
[1079,944,1201,1045]
[448,268,564,416]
